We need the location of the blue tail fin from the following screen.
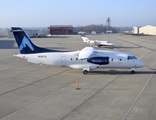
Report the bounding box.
[12,27,61,54]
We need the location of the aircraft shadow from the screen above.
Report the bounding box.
[0,40,17,49]
[89,70,154,75]
[0,35,7,38]
[113,46,141,49]
[123,33,154,36]
[97,46,141,49]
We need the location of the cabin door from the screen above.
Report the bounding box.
[61,56,66,66]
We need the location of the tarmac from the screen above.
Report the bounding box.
[0,34,156,120]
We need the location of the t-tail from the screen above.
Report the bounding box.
[81,36,90,43]
[11,27,59,54]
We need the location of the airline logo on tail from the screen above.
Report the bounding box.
[19,36,34,51]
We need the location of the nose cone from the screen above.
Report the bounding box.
[108,43,115,46]
[137,60,145,67]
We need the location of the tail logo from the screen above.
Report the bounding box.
[19,36,34,51]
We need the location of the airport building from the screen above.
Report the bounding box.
[133,25,156,35]
[48,25,73,35]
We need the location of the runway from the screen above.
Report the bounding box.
[0,34,156,120]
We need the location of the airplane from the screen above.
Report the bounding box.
[11,27,144,75]
[81,36,115,48]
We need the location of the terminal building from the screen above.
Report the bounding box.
[133,25,156,35]
[48,25,73,35]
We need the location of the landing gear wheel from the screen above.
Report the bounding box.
[131,70,135,74]
[83,70,88,75]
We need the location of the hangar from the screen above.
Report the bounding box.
[133,25,156,35]
[48,25,73,35]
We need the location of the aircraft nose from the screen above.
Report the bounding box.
[110,43,115,46]
[138,60,145,67]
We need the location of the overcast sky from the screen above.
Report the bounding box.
[0,0,156,27]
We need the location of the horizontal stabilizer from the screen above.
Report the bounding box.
[78,47,94,60]
[14,54,26,59]
[14,54,40,64]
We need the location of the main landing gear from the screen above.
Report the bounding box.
[131,70,135,74]
[83,70,88,75]
[83,68,136,75]
[83,68,89,75]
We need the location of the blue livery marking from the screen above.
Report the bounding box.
[19,36,34,51]
[87,57,109,65]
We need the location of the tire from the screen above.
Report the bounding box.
[83,70,88,75]
[131,70,135,74]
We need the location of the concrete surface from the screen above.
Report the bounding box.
[0,34,156,120]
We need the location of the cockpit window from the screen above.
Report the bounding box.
[132,56,137,59]
[127,56,137,60]
[127,56,132,60]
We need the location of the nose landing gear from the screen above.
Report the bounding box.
[130,68,136,74]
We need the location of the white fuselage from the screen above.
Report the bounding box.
[14,49,144,71]
[89,40,115,46]
[11,27,144,74]
[82,37,115,47]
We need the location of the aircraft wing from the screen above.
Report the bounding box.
[78,47,94,60]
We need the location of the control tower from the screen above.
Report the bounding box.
[106,17,112,33]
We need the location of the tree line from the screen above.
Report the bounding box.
[77,24,118,33]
